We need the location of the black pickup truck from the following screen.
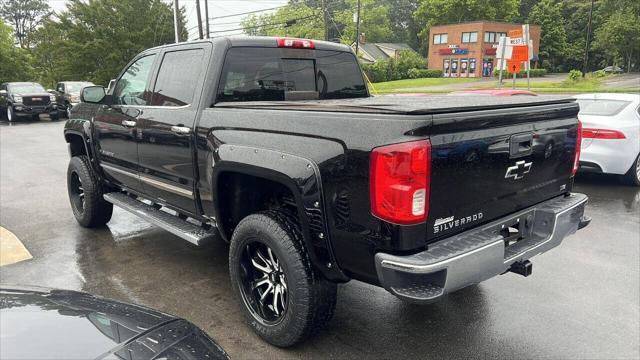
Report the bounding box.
[64,37,590,347]
[1,82,59,121]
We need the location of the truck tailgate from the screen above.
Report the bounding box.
[427,102,580,240]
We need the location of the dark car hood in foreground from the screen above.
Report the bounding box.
[0,286,228,360]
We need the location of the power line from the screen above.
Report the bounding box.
[209,13,319,34]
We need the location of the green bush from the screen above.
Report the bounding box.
[492,68,547,78]
[395,50,427,79]
[362,50,428,82]
[592,69,607,78]
[568,69,583,81]
[362,60,391,83]
[407,68,443,78]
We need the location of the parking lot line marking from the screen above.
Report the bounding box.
[0,226,32,266]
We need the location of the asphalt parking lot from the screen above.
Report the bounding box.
[1,119,639,359]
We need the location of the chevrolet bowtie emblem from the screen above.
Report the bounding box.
[505,160,532,180]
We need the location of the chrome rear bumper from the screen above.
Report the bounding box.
[375,193,589,304]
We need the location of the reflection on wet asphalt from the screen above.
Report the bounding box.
[1,120,639,359]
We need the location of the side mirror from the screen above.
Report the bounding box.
[0,90,6,96]
[47,89,55,93]
[81,86,106,104]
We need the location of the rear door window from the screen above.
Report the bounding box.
[150,49,205,107]
[576,99,631,116]
[216,47,367,103]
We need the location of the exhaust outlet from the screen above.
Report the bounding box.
[509,260,533,277]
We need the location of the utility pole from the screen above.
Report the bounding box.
[173,0,180,43]
[195,0,204,40]
[321,0,329,41]
[582,0,595,76]
[204,0,210,38]
[354,0,361,55]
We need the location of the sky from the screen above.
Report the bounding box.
[47,0,288,41]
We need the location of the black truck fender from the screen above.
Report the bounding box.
[210,143,349,282]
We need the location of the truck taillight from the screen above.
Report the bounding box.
[581,128,626,139]
[277,38,315,49]
[572,120,582,176]
[370,140,431,225]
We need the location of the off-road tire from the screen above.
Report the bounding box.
[623,153,640,186]
[50,112,59,121]
[67,155,113,227]
[229,210,337,347]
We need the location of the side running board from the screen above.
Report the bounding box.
[103,192,220,246]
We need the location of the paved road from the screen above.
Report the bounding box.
[602,73,640,89]
[1,119,639,359]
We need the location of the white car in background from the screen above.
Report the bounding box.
[574,93,640,185]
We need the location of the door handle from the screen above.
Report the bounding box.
[122,120,137,128]
[171,125,191,135]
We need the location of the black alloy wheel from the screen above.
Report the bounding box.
[69,171,86,216]
[238,241,288,324]
[229,211,337,347]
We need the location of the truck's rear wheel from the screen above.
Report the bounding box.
[229,211,337,347]
[67,156,113,227]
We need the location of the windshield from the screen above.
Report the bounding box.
[9,83,46,94]
[576,99,631,116]
[65,82,94,94]
[216,48,368,103]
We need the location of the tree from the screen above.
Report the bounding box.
[592,12,640,72]
[240,3,326,40]
[28,19,68,87]
[0,20,32,82]
[0,0,51,48]
[335,0,393,44]
[386,0,422,50]
[515,0,540,23]
[28,0,187,86]
[527,0,567,71]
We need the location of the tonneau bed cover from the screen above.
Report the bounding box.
[215,94,575,115]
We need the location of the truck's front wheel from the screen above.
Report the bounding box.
[67,156,113,227]
[229,211,337,347]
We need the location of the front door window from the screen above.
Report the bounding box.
[113,55,156,106]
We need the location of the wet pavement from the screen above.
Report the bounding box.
[1,119,639,359]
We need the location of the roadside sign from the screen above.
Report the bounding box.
[509,29,525,45]
[511,45,529,61]
[508,29,523,39]
[496,37,512,59]
[507,60,521,73]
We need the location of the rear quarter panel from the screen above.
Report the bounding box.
[195,107,433,283]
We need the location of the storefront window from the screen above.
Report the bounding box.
[469,58,477,77]
[460,59,468,77]
[433,33,448,44]
[482,58,494,77]
[461,32,478,43]
[443,59,450,77]
[450,59,459,77]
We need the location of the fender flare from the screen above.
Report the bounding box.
[64,119,101,175]
[211,143,349,282]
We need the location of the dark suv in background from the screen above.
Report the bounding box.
[53,81,94,118]
[0,82,59,122]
